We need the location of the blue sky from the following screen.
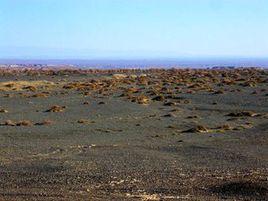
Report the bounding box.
[0,0,268,59]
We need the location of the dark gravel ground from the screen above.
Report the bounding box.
[0,69,267,200]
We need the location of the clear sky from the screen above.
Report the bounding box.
[0,0,268,59]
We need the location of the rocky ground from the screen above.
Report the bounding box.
[0,68,267,200]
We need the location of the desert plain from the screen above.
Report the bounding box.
[0,68,267,200]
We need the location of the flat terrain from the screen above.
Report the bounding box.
[0,68,267,200]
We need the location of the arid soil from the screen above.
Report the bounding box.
[0,68,267,200]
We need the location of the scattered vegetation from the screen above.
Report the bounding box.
[0,80,55,91]
[1,120,33,126]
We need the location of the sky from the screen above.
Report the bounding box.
[0,0,268,59]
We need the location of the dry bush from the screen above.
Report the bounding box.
[45,105,66,112]
[184,125,209,133]
[0,109,8,113]
[16,120,33,126]
[227,111,259,117]
[35,120,54,126]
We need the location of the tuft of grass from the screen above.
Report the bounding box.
[227,111,260,117]
[183,125,209,133]
[16,120,33,126]
[45,105,66,112]
[35,120,54,126]
[0,109,8,113]
[133,95,150,105]
[3,120,16,126]
[77,119,89,124]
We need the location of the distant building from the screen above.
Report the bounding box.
[10,64,19,67]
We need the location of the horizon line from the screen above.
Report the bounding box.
[1,56,268,61]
